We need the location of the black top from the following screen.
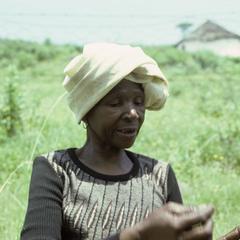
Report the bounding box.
[20,148,182,240]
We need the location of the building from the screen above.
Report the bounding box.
[176,20,240,57]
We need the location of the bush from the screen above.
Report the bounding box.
[192,51,224,70]
[0,39,68,68]
[0,70,23,138]
[145,46,194,66]
[17,52,36,69]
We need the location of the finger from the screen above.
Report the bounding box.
[166,202,195,216]
[180,219,213,240]
[177,205,214,231]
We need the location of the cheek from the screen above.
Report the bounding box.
[139,109,145,123]
[95,111,120,134]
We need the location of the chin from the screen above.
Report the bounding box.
[109,133,138,149]
[114,139,136,149]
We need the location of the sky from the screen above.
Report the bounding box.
[0,0,240,45]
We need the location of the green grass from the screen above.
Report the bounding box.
[0,39,239,239]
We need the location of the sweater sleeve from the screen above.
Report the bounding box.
[20,156,63,240]
[166,165,183,204]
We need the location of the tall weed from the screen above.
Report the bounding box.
[0,68,23,139]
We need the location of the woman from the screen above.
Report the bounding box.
[21,43,214,240]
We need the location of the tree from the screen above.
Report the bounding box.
[177,22,192,39]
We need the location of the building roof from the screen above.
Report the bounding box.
[178,20,240,43]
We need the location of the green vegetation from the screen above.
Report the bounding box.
[0,67,23,138]
[0,39,239,239]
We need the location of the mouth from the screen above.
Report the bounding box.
[116,127,138,137]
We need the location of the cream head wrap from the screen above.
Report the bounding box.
[63,43,169,123]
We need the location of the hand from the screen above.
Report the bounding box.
[218,226,240,240]
[120,202,214,240]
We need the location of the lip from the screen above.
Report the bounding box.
[115,127,138,137]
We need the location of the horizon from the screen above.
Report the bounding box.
[0,0,239,45]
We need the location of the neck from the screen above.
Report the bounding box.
[79,127,127,163]
[75,126,134,175]
[80,138,125,164]
[75,135,133,175]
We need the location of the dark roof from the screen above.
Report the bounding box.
[178,20,240,43]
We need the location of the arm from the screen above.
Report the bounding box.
[20,156,63,240]
[167,165,183,204]
[21,156,121,240]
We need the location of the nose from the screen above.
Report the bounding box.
[123,106,139,120]
[129,109,139,118]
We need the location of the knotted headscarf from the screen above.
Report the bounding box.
[63,42,168,123]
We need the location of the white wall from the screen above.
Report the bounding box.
[178,39,240,57]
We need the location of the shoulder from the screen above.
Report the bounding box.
[129,151,169,172]
[129,151,170,184]
[129,151,173,201]
[33,148,76,177]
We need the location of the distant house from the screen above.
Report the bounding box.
[176,20,240,57]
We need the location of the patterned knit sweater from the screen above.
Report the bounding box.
[20,148,182,240]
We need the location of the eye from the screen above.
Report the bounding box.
[134,96,144,106]
[108,99,121,107]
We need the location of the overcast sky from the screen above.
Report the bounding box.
[1,0,240,14]
[0,0,239,45]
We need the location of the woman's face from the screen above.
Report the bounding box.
[85,79,145,149]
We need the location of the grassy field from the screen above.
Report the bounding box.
[0,39,239,239]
